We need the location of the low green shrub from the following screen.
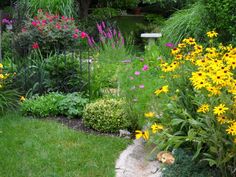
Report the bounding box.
[83,98,131,133]
[162,149,220,177]
[58,92,89,118]
[21,92,88,118]
[44,53,88,93]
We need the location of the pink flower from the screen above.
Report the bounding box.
[102,21,106,28]
[81,32,87,39]
[31,21,37,27]
[21,28,27,32]
[139,85,144,89]
[165,42,174,48]
[74,29,79,33]
[73,33,78,39]
[142,65,149,71]
[55,23,61,29]
[134,71,140,75]
[32,42,39,49]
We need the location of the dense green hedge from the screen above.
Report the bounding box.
[203,0,236,44]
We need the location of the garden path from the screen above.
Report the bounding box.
[115,139,162,177]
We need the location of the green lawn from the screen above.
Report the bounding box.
[0,114,130,177]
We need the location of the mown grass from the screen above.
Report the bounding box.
[0,113,130,177]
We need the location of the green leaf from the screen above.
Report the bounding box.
[171,118,185,125]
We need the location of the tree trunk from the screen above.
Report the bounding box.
[78,0,92,19]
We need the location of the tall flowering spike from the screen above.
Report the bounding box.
[87,36,93,47]
[102,21,106,29]
[32,42,39,49]
[113,29,117,36]
[97,23,103,34]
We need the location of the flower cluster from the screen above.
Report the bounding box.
[87,22,124,48]
[164,31,236,139]
[0,63,14,89]
[133,31,236,175]
[135,111,164,141]
[2,18,13,25]
[21,9,87,53]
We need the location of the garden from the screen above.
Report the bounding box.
[0,0,236,176]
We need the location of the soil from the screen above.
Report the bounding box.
[45,116,120,137]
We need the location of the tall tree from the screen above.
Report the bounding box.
[77,0,92,19]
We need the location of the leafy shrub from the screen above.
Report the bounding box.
[58,92,89,118]
[91,7,120,21]
[12,31,32,57]
[44,53,88,93]
[21,92,64,117]
[0,63,19,114]
[203,0,236,44]
[83,98,131,132]
[21,92,88,118]
[2,31,13,59]
[162,149,220,177]
[15,10,87,56]
[144,14,165,26]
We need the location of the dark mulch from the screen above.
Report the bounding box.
[46,116,120,137]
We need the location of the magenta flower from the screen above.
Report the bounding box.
[139,85,145,89]
[32,42,39,49]
[142,65,149,71]
[97,23,103,34]
[102,21,106,28]
[81,32,87,39]
[73,33,78,39]
[31,21,37,27]
[74,29,79,33]
[165,42,174,48]
[55,24,61,29]
[135,71,140,75]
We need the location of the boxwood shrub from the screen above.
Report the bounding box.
[83,98,131,133]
